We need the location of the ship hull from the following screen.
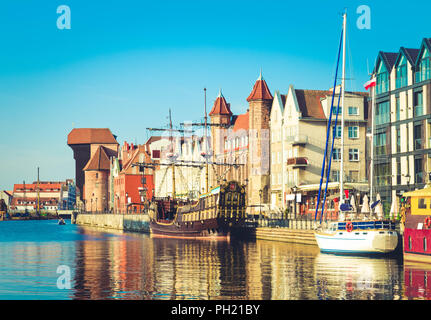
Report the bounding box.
[149,217,244,240]
[315,230,398,254]
[403,228,431,263]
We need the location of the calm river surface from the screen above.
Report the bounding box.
[0,220,429,300]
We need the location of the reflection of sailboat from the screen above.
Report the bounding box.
[314,253,401,299]
[313,11,398,255]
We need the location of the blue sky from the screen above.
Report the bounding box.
[0,0,430,190]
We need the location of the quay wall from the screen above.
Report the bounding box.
[73,213,150,233]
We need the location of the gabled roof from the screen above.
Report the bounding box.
[294,89,329,119]
[83,146,111,171]
[374,51,398,73]
[272,90,286,115]
[209,90,232,116]
[246,72,273,102]
[415,38,431,65]
[67,128,118,145]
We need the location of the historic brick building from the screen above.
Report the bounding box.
[67,128,118,211]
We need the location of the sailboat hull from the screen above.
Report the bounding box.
[315,229,398,254]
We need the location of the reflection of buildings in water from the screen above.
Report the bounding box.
[246,240,320,300]
[314,254,402,300]
[404,262,431,300]
[73,227,154,299]
[151,239,247,299]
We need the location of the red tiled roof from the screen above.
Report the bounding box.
[232,112,249,132]
[83,146,111,171]
[294,89,329,119]
[67,128,118,145]
[246,74,273,102]
[209,91,232,116]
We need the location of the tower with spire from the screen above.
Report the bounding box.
[247,71,273,214]
[209,89,232,186]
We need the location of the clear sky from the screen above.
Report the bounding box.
[0,0,430,190]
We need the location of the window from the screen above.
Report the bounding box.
[414,92,423,117]
[396,55,407,88]
[348,149,359,161]
[375,101,390,125]
[415,158,424,184]
[348,126,359,139]
[331,170,340,182]
[332,106,339,115]
[375,132,387,156]
[376,61,389,94]
[416,48,431,83]
[332,148,341,161]
[348,106,358,115]
[418,198,427,209]
[333,125,341,138]
[375,163,391,186]
[414,124,422,150]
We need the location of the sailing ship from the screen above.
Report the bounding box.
[313,11,398,254]
[142,90,246,239]
[401,182,431,263]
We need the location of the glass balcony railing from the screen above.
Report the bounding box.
[414,105,423,117]
[396,77,407,89]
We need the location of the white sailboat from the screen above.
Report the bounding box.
[314,11,398,255]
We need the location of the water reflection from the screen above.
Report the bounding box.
[404,261,431,300]
[0,221,426,300]
[314,254,403,300]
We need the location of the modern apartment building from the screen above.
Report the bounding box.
[370,38,431,208]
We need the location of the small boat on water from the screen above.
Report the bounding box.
[58,218,66,225]
[148,180,246,239]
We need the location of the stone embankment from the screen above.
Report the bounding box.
[72,213,150,233]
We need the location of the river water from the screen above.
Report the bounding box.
[0,220,429,300]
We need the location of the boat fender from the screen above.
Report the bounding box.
[346,221,353,232]
[425,217,431,229]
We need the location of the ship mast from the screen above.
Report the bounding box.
[204,88,209,193]
[339,11,347,206]
[168,109,176,199]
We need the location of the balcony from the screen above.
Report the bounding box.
[286,157,309,168]
[286,134,308,146]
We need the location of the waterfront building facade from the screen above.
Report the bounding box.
[10,181,69,212]
[269,85,369,216]
[210,74,273,215]
[67,128,119,202]
[370,38,431,208]
[112,141,155,213]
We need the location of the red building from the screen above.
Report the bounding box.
[113,142,155,213]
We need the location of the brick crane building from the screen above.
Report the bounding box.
[67,128,118,211]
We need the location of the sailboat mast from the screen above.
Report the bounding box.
[370,82,376,204]
[339,11,347,204]
[204,88,209,193]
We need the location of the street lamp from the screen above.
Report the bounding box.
[404,173,411,191]
[292,185,298,220]
[259,189,263,222]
